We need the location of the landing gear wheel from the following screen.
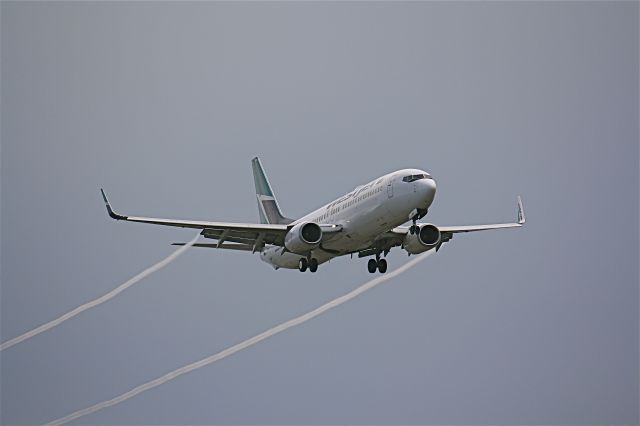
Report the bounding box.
[367,259,378,273]
[308,258,318,273]
[298,258,308,272]
[378,258,388,273]
[410,217,418,235]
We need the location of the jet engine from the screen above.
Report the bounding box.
[284,222,322,254]
[403,224,441,254]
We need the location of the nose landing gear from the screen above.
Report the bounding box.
[409,208,428,235]
[409,217,418,235]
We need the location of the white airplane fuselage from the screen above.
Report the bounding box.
[260,169,436,269]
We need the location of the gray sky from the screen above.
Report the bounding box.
[1,2,638,425]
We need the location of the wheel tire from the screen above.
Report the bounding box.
[367,259,377,273]
[378,258,388,273]
[298,258,308,272]
[309,258,318,273]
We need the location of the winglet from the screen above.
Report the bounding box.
[517,196,525,225]
[100,189,128,220]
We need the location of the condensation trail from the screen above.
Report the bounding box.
[46,250,433,426]
[0,234,200,352]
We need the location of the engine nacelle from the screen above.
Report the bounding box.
[284,222,322,254]
[403,224,441,254]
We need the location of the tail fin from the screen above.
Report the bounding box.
[251,157,293,224]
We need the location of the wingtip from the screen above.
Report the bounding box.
[100,189,127,221]
[517,196,525,225]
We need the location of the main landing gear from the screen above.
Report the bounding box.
[367,254,387,274]
[298,257,318,273]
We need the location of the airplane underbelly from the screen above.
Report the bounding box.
[260,246,333,270]
[340,201,393,244]
[321,233,365,253]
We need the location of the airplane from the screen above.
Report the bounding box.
[101,157,525,273]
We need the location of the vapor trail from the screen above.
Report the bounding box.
[0,234,200,352]
[46,250,433,426]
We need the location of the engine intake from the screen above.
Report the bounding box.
[284,222,322,254]
[403,224,441,254]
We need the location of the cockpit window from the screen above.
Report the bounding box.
[402,173,432,182]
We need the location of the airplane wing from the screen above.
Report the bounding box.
[170,242,255,251]
[101,189,291,250]
[356,197,525,257]
[437,196,526,233]
[393,196,525,235]
[100,189,342,251]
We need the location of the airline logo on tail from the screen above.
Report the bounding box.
[251,157,293,225]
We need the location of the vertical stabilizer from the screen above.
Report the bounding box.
[251,157,293,224]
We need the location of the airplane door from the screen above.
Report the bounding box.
[387,179,393,198]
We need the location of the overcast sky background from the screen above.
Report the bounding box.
[1,2,638,425]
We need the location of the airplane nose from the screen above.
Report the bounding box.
[419,177,437,206]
